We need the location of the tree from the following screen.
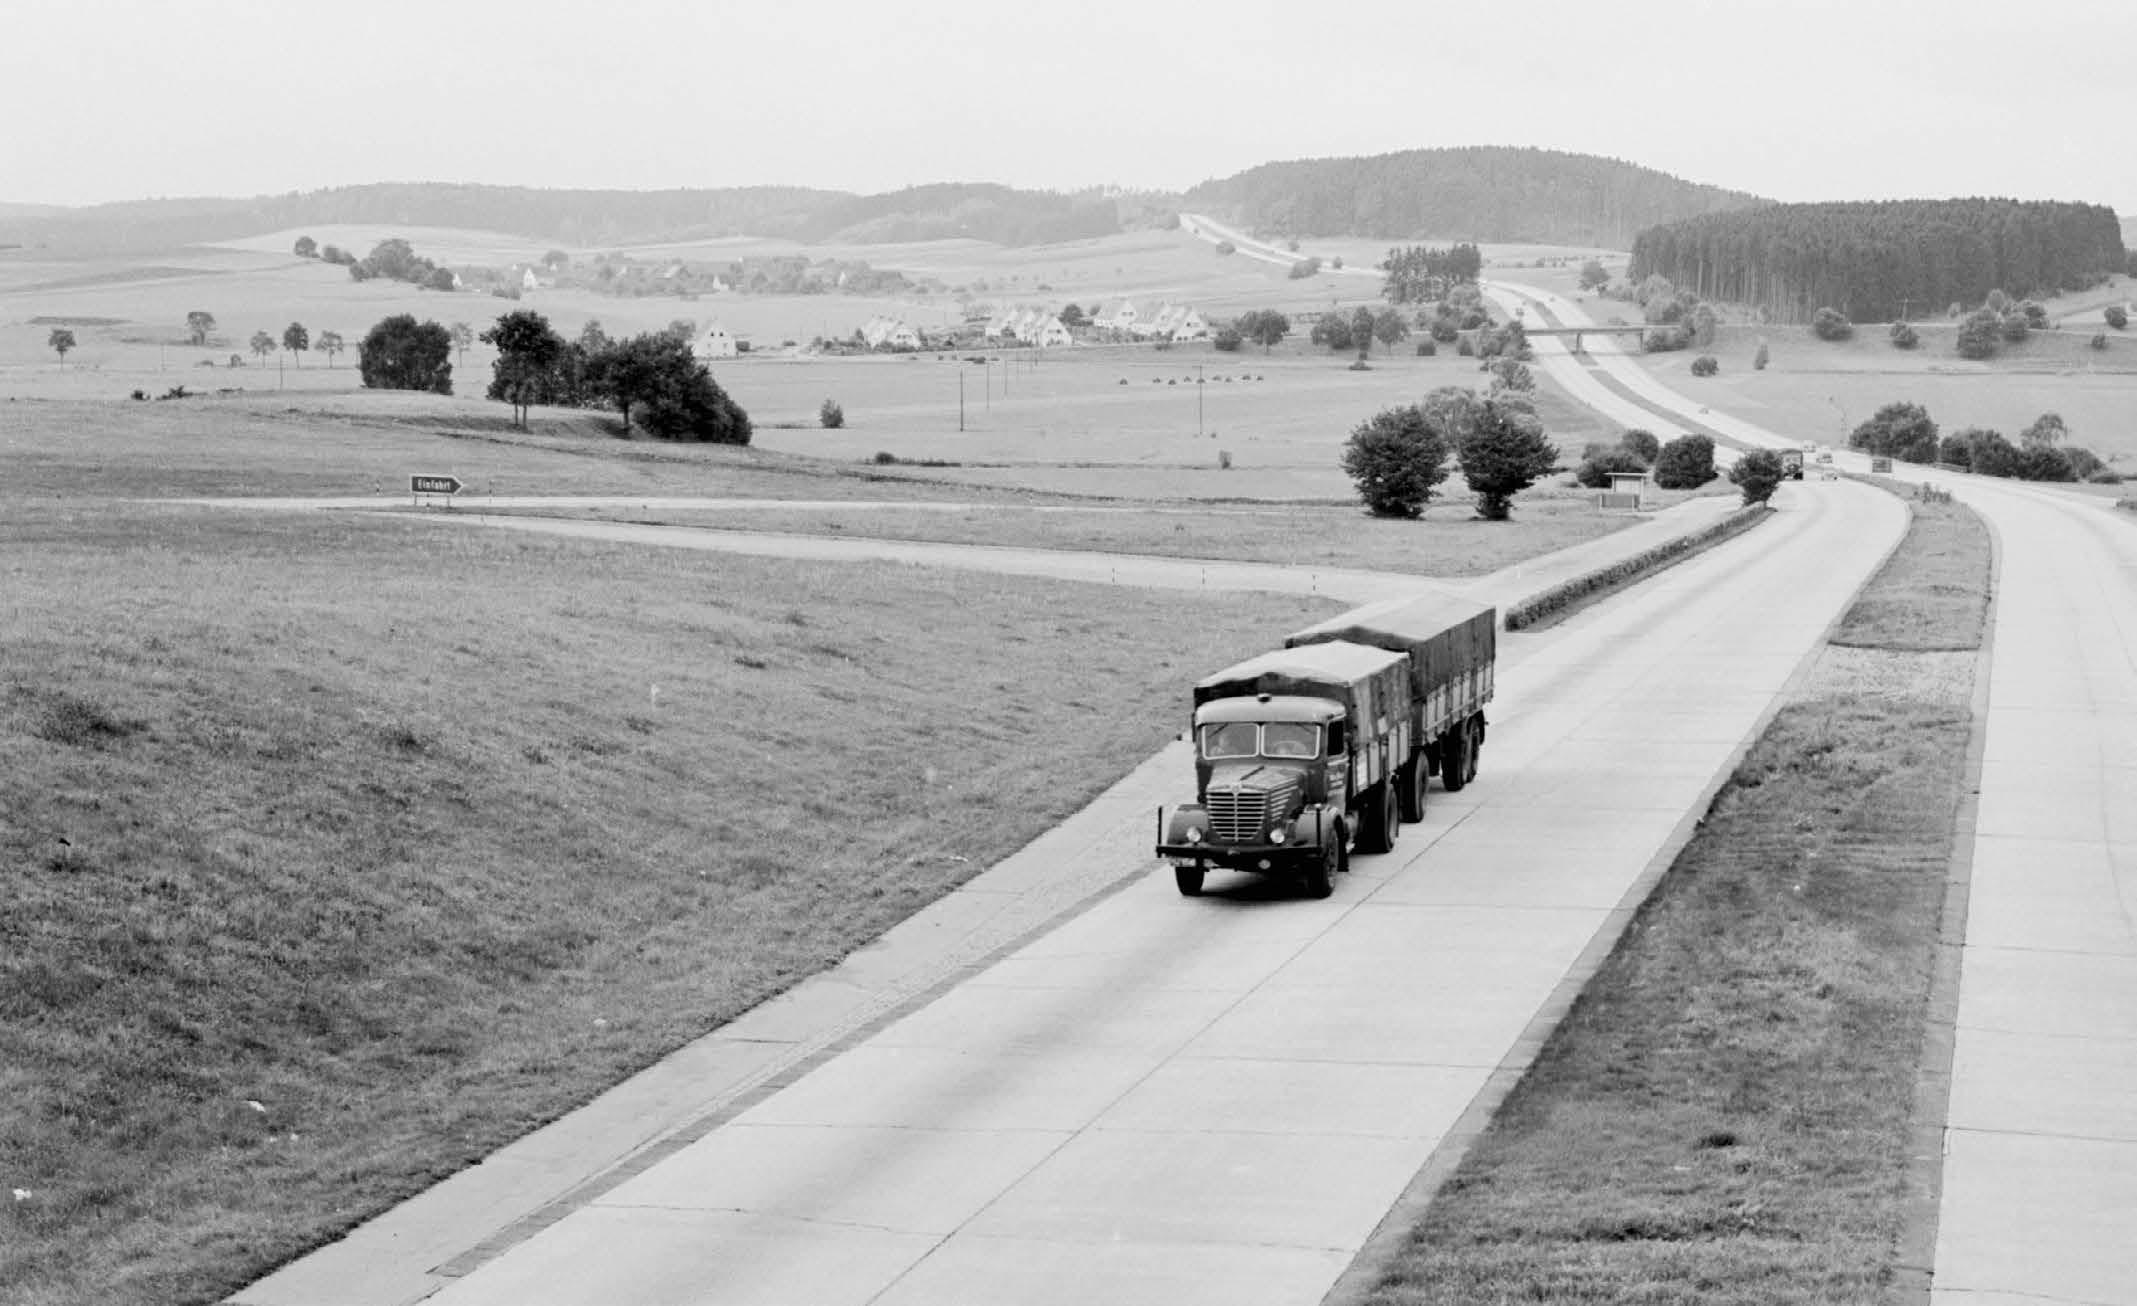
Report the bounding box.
[282,322,309,365]
[1849,401,1940,463]
[577,319,611,354]
[1419,385,1487,447]
[1620,429,1661,463]
[47,327,75,367]
[1653,434,1719,488]
[449,321,474,368]
[317,330,344,368]
[1350,307,1377,355]
[2021,412,2068,448]
[1485,357,1535,392]
[1239,309,1282,352]
[1730,449,1786,505]
[1689,355,1719,376]
[1459,400,1558,520]
[1310,313,1354,353]
[425,267,457,292]
[1059,303,1087,329]
[1578,259,1609,292]
[1957,309,2001,360]
[1213,327,1244,352]
[1371,307,1409,355]
[1688,303,1718,348]
[1812,307,1854,341]
[250,330,276,365]
[819,399,844,429]
[293,235,317,258]
[186,310,216,346]
[585,333,749,443]
[359,315,453,394]
[1576,445,1649,488]
[1342,405,1450,519]
[1753,339,1770,370]
[1954,427,2019,477]
[480,310,567,427]
[542,249,569,269]
[1288,256,1322,280]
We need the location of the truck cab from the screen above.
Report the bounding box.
[1161,693,1352,898]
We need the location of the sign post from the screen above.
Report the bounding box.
[410,474,464,507]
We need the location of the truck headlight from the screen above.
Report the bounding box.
[1185,826,1203,844]
[1268,825,1287,844]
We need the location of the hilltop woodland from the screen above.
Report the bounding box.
[1184,146,1765,247]
[1629,199,2127,324]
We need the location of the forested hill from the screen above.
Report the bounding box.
[1181,147,1766,247]
[0,182,1137,254]
[1629,199,2128,324]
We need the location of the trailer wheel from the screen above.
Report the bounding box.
[1174,863,1205,897]
[1301,838,1336,899]
[1397,758,1428,823]
[1440,727,1472,792]
[1464,715,1484,782]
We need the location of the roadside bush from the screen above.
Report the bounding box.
[2106,304,2129,330]
[1753,339,1770,370]
[2092,333,2110,351]
[1653,434,1718,488]
[1575,446,1650,488]
[1955,427,2019,477]
[1690,355,1719,377]
[1937,433,1973,470]
[1620,429,1661,463]
[1889,322,1919,349]
[2061,446,2106,480]
[1729,449,1787,505]
[1812,307,1854,341]
[2011,445,2077,482]
[820,399,844,429]
[1957,309,2001,359]
[1214,240,1235,256]
[1643,326,1688,353]
[1343,404,1450,518]
[2089,468,2125,485]
[1849,401,1939,463]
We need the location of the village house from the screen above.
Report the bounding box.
[692,323,737,360]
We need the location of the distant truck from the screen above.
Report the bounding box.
[1156,594,1495,898]
[1779,449,1805,480]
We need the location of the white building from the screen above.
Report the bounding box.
[693,323,737,360]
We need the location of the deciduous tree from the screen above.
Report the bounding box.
[47,327,74,367]
[293,235,317,258]
[1238,309,1289,352]
[250,330,276,365]
[1342,405,1449,518]
[1654,434,1720,487]
[316,330,344,368]
[1848,402,1940,463]
[480,310,567,427]
[449,321,474,367]
[282,322,309,365]
[1730,449,1785,505]
[1459,400,1558,519]
[359,315,453,394]
[186,310,216,346]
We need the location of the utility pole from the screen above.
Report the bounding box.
[1196,364,1204,437]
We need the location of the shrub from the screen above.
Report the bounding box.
[1937,433,1973,470]
[1214,240,1235,255]
[1729,449,1787,505]
[1850,401,1940,463]
[2019,300,2049,329]
[1503,507,1769,630]
[1575,446,1650,488]
[2106,304,2129,330]
[1753,340,1770,370]
[1342,404,1450,518]
[1999,314,2030,344]
[1812,307,1854,341]
[1889,322,1919,349]
[2093,333,2111,351]
[1459,401,1559,520]
[1653,435,1718,488]
[2011,445,2076,482]
[1690,355,1719,376]
[1484,358,1534,392]
[1288,257,1322,279]
[2088,468,2125,485]
[1414,339,1436,356]
[1213,327,1244,352]
[1954,427,2018,477]
[819,399,844,429]
[1642,326,1688,352]
[2061,446,2106,480]
[1620,429,1661,463]
[1456,335,1475,356]
[1957,309,2001,359]
[1430,320,1459,344]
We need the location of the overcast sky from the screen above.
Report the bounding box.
[5,0,2132,214]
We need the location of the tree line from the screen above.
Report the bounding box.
[1628,199,2127,324]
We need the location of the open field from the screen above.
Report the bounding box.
[1359,497,1991,1304]
[1,408,1354,1305]
[1630,321,2137,465]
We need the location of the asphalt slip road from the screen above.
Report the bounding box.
[243,478,1899,1306]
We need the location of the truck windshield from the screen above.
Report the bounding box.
[1199,721,1320,760]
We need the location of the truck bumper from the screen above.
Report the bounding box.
[1155,842,1310,873]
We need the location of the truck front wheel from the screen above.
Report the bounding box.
[1174,863,1206,897]
[1356,781,1399,854]
[1301,838,1336,899]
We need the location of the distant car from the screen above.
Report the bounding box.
[1816,451,1834,464]
[1871,457,1893,473]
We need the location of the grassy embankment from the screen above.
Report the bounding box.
[1353,493,1991,1304]
[0,400,1363,1306]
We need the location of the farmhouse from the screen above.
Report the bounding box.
[1095,300,1139,332]
[1134,302,1209,341]
[692,323,737,360]
[859,315,925,350]
[520,268,540,293]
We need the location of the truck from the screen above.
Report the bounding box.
[1156,593,1496,899]
[1779,449,1805,480]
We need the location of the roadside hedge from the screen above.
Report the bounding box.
[1504,504,1773,631]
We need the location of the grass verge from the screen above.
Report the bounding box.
[1349,496,1991,1304]
[0,499,1337,1306]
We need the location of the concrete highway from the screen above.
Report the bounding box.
[236,478,1898,1306]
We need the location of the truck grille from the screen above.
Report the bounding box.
[1205,779,1298,843]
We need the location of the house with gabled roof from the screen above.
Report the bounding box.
[693,322,736,360]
